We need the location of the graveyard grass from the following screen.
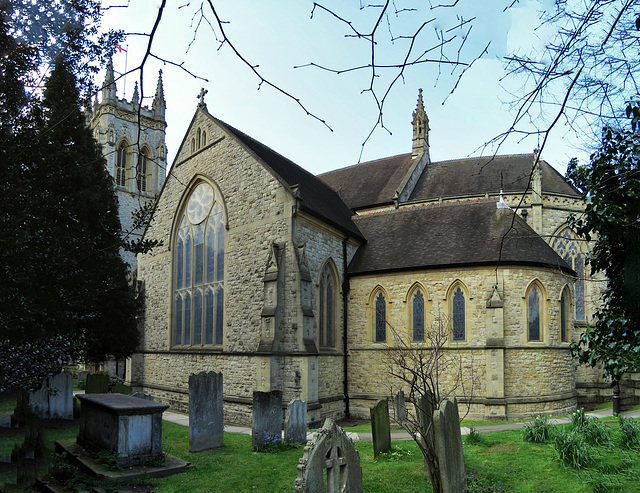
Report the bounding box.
[151,421,640,492]
[4,402,640,491]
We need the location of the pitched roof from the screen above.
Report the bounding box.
[318,154,415,210]
[409,153,579,201]
[348,200,573,275]
[187,110,364,241]
[318,153,579,211]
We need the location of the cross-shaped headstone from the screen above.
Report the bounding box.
[324,444,347,492]
[197,87,208,106]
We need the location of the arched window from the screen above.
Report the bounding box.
[174,181,225,347]
[197,128,201,149]
[528,284,542,341]
[137,148,149,192]
[560,287,571,343]
[452,286,466,341]
[202,130,207,147]
[319,263,336,348]
[116,142,127,187]
[411,289,425,342]
[191,138,195,153]
[552,228,586,321]
[374,291,386,343]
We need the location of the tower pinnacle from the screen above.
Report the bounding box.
[101,58,117,104]
[152,69,166,118]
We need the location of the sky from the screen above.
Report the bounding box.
[99,0,591,177]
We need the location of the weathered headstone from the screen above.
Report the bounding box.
[189,371,224,452]
[113,382,132,394]
[370,399,391,458]
[76,370,89,385]
[295,418,363,493]
[252,390,283,448]
[285,399,307,444]
[131,391,155,401]
[28,372,73,420]
[85,373,109,393]
[433,398,467,493]
[394,390,407,423]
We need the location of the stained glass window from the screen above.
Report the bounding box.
[560,288,570,343]
[137,148,148,191]
[552,228,586,321]
[412,289,425,342]
[375,292,386,343]
[452,287,465,341]
[319,264,336,347]
[528,285,541,341]
[174,182,225,347]
[116,143,127,187]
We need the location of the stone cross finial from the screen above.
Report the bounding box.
[198,87,208,107]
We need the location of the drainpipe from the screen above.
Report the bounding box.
[342,237,350,419]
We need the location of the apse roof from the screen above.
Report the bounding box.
[348,200,573,275]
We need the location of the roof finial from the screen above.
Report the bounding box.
[412,89,429,160]
[198,87,208,108]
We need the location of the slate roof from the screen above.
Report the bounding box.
[202,113,365,241]
[318,153,579,210]
[410,153,580,201]
[348,200,573,275]
[318,154,415,210]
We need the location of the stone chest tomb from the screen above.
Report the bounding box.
[76,393,168,464]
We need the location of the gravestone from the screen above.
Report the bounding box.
[131,392,155,401]
[295,418,363,493]
[417,392,435,451]
[28,372,73,420]
[76,370,89,385]
[285,399,307,444]
[85,373,109,393]
[370,399,391,458]
[113,382,132,394]
[394,390,407,423]
[189,371,224,452]
[433,398,467,492]
[252,390,283,448]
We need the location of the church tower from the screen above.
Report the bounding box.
[88,60,167,271]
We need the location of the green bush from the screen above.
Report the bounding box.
[522,415,553,443]
[570,408,589,430]
[619,416,640,449]
[582,418,612,447]
[465,426,482,445]
[554,430,593,469]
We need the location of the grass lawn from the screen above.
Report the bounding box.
[3,393,640,492]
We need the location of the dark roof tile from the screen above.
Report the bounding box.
[318,154,415,210]
[348,200,572,275]
[410,154,579,200]
[209,115,365,241]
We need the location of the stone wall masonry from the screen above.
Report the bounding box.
[346,264,576,420]
[136,110,296,362]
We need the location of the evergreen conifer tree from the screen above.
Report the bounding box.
[0,5,139,389]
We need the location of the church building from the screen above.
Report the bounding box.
[94,77,602,424]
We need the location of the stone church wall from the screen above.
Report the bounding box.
[133,111,300,421]
[346,265,577,420]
